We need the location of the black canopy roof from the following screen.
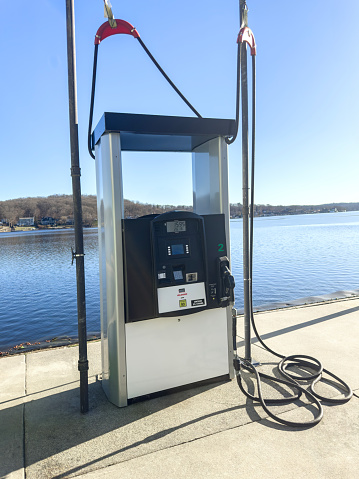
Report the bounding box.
[92,112,236,152]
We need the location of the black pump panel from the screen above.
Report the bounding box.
[123,212,229,322]
[151,211,207,316]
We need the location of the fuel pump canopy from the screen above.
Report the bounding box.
[94,112,236,407]
[92,112,236,151]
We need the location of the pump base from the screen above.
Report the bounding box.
[127,374,231,405]
[125,308,231,402]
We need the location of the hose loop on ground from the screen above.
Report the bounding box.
[233,1,353,427]
[237,359,324,428]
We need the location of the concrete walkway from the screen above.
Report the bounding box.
[1,298,358,479]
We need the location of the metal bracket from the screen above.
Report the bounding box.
[241,4,248,28]
[103,0,117,28]
[71,166,81,177]
[78,359,89,372]
[71,247,85,265]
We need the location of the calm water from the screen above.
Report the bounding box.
[0,212,358,350]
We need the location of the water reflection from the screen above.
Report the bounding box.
[0,212,358,350]
[0,229,100,349]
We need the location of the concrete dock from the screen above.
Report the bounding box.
[1,298,358,479]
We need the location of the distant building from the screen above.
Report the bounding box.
[41,216,56,226]
[18,217,35,226]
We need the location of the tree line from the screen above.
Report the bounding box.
[230,202,359,217]
[1,195,358,227]
[0,195,192,227]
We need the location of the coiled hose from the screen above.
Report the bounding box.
[231,25,352,427]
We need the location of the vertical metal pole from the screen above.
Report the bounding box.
[240,0,251,362]
[65,0,89,413]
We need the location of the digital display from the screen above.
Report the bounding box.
[171,244,184,255]
[167,220,186,233]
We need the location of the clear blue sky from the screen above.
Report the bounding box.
[1,0,358,206]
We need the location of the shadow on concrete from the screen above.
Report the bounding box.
[51,400,248,479]
[236,304,359,348]
[0,378,251,478]
[0,379,84,407]
[244,398,322,432]
[1,364,352,478]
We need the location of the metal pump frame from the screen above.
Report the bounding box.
[93,113,236,407]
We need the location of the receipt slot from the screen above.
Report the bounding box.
[93,113,236,406]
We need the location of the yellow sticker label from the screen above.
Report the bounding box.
[179,299,187,308]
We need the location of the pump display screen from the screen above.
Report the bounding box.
[171,244,184,255]
[166,220,186,233]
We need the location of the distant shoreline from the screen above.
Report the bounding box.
[1,195,358,229]
[1,209,358,234]
[0,225,90,234]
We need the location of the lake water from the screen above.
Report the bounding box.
[0,211,358,350]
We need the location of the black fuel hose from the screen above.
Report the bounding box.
[88,44,99,160]
[236,203,354,426]
[231,31,352,428]
[225,41,241,145]
[88,38,201,159]
[136,38,202,119]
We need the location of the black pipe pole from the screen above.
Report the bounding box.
[65,0,89,413]
[240,0,252,362]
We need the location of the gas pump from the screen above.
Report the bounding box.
[124,210,233,321]
[88,0,352,425]
[93,112,236,407]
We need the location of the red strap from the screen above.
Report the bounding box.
[237,27,256,56]
[95,19,140,45]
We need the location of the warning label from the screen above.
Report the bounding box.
[179,299,187,308]
[191,299,205,306]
